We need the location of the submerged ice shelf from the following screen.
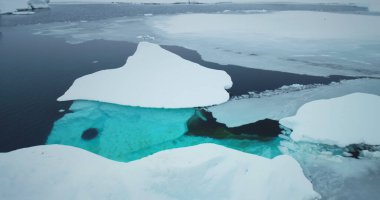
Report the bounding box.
[48,100,283,161]
[47,100,195,161]
[58,42,232,108]
[209,78,380,127]
[0,143,320,200]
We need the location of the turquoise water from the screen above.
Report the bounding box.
[47,100,282,162]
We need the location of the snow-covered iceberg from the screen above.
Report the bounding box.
[58,42,232,108]
[280,93,380,147]
[47,100,195,161]
[209,78,380,127]
[0,0,49,14]
[0,143,320,200]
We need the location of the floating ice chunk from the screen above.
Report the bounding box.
[48,100,195,161]
[58,42,232,108]
[0,143,320,200]
[280,93,380,147]
[209,78,380,127]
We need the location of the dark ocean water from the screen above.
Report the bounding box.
[0,3,367,152]
[0,29,137,151]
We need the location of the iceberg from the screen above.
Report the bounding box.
[280,93,380,147]
[209,78,380,127]
[47,100,195,161]
[0,143,320,200]
[58,42,232,108]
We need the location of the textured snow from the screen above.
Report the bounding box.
[58,42,232,108]
[0,143,320,200]
[0,0,49,14]
[209,78,380,127]
[280,93,380,147]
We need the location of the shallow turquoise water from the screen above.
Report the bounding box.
[47,100,283,162]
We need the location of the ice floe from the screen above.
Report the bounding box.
[58,42,232,108]
[0,0,49,14]
[209,78,380,127]
[280,92,380,147]
[0,143,320,200]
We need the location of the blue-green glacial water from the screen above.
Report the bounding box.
[47,100,283,161]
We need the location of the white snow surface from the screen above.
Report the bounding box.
[0,0,49,14]
[58,42,232,108]
[208,78,380,127]
[280,93,380,147]
[0,143,320,200]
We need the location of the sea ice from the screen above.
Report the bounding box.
[209,78,380,127]
[0,143,320,200]
[35,11,380,77]
[280,93,380,147]
[58,42,232,108]
[150,12,380,77]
